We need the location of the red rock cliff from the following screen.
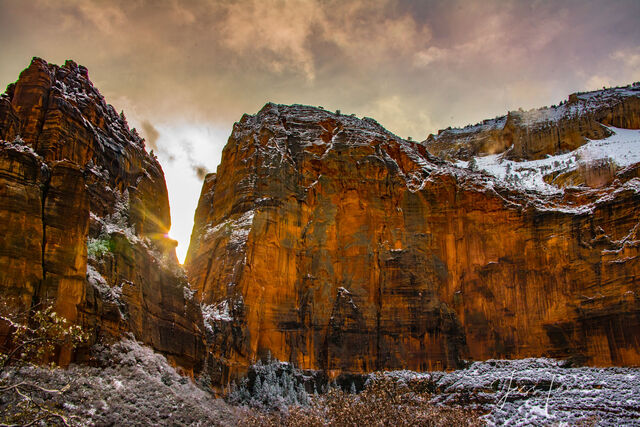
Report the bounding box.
[425,84,640,161]
[0,58,204,371]
[186,102,640,383]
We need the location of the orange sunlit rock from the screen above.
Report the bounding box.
[0,58,205,372]
[187,101,640,384]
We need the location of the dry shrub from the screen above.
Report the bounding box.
[0,301,90,426]
[241,375,480,426]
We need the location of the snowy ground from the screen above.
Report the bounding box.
[383,358,640,426]
[0,339,237,426]
[4,347,640,425]
[454,127,640,194]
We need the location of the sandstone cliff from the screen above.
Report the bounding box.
[0,58,204,371]
[425,84,640,161]
[3,57,639,385]
[186,101,640,383]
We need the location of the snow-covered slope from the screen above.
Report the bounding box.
[1,340,236,425]
[425,82,640,161]
[383,358,640,426]
[431,83,640,142]
[455,126,640,193]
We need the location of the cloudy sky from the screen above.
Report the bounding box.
[1,0,639,261]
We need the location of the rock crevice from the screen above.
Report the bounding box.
[0,58,205,372]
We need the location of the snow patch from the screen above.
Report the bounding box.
[202,300,232,323]
[201,298,239,333]
[203,210,255,248]
[86,264,122,303]
[183,284,196,301]
[456,126,640,194]
[90,190,139,244]
[1,136,40,157]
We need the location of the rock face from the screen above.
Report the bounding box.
[0,58,204,371]
[186,101,640,383]
[425,84,640,161]
[4,57,638,384]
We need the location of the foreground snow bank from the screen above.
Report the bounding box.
[0,339,237,426]
[4,352,638,425]
[383,358,640,426]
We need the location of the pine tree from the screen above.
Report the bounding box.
[468,157,478,172]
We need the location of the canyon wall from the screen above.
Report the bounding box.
[186,102,640,383]
[2,58,639,384]
[0,58,204,371]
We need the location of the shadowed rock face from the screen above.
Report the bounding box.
[186,102,640,383]
[425,84,640,161]
[0,58,204,372]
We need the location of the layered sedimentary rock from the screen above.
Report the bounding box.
[0,58,204,371]
[425,84,640,161]
[186,102,640,382]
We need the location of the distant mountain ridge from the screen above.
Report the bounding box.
[425,82,640,161]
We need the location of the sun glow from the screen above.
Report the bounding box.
[143,122,228,263]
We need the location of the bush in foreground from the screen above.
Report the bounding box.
[240,375,480,427]
[0,301,89,425]
[226,355,317,412]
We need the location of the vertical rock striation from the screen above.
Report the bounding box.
[0,58,204,371]
[186,101,640,383]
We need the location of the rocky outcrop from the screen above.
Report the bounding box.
[0,145,46,311]
[425,84,640,161]
[0,58,204,372]
[186,102,640,383]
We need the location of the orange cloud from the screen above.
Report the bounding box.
[0,0,638,138]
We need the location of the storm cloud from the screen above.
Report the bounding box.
[1,0,639,138]
[140,120,159,152]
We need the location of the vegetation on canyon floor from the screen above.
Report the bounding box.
[0,300,89,426]
[1,327,639,426]
[236,372,479,427]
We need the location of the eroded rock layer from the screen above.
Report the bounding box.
[0,58,204,371]
[425,84,640,161]
[186,102,640,382]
